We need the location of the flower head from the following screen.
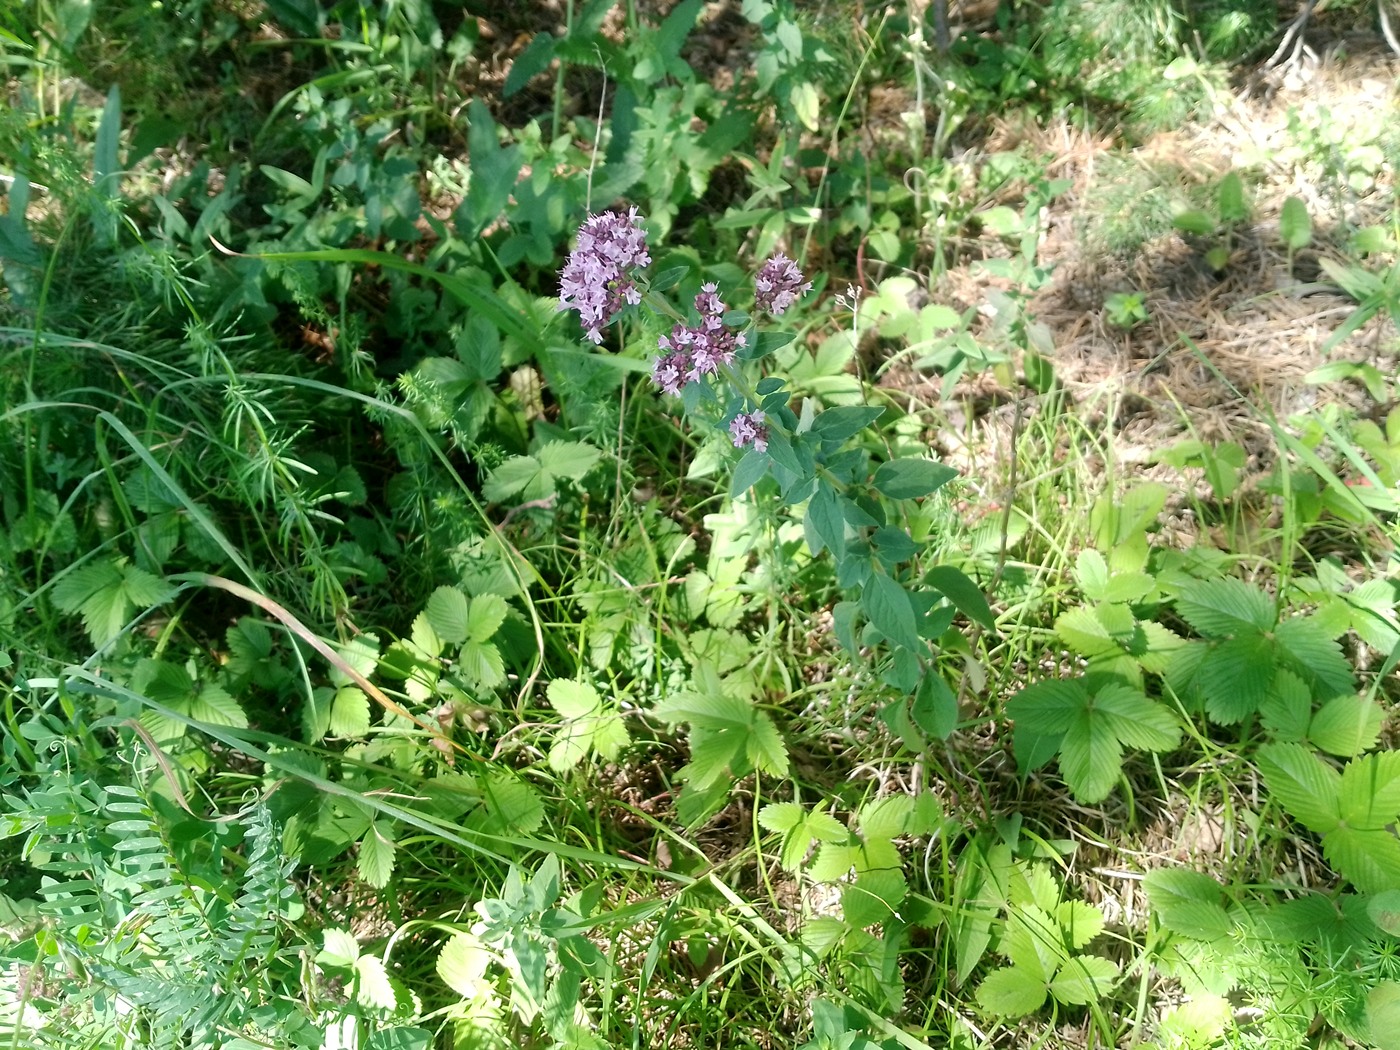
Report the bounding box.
[753,253,812,316]
[558,207,651,343]
[650,284,748,395]
[729,409,768,453]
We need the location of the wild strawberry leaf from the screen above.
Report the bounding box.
[1258,742,1342,834]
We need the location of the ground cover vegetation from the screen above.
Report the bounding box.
[1,0,1400,1046]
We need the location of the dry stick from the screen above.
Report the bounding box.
[1265,0,1320,69]
[179,572,475,760]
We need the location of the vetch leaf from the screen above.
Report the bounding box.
[863,572,922,652]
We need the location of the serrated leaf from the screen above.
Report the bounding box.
[1322,825,1400,896]
[747,711,788,776]
[475,772,544,835]
[1198,633,1275,724]
[410,611,444,658]
[1049,955,1118,1005]
[437,932,491,998]
[1309,694,1383,756]
[804,483,844,558]
[330,687,371,738]
[1055,900,1105,950]
[863,572,922,652]
[465,593,509,641]
[1176,577,1274,636]
[1095,684,1180,751]
[320,927,361,967]
[187,681,248,729]
[52,559,128,644]
[1276,616,1355,698]
[1075,550,1110,600]
[809,841,859,882]
[1056,606,1120,657]
[840,868,906,927]
[425,586,471,645]
[976,966,1047,1017]
[548,678,601,720]
[358,823,396,889]
[354,953,398,1010]
[537,440,601,481]
[858,795,914,841]
[482,455,546,502]
[119,564,177,607]
[1059,709,1121,803]
[1258,742,1342,833]
[1143,869,1234,940]
[807,812,849,843]
[872,458,958,500]
[1260,668,1312,742]
[758,802,804,833]
[459,639,506,689]
[1006,679,1087,735]
[1338,751,1400,828]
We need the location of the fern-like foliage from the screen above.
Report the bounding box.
[0,770,311,1049]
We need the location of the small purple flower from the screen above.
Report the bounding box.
[753,253,812,316]
[558,207,651,343]
[729,409,768,453]
[650,284,748,395]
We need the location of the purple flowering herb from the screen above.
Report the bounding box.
[753,253,812,317]
[728,409,768,453]
[557,207,652,343]
[650,283,748,395]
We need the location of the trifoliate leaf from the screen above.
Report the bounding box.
[1175,577,1274,636]
[226,617,273,677]
[976,966,1047,1017]
[1309,694,1383,757]
[330,687,371,738]
[357,823,396,889]
[354,953,398,1011]
[425,586,471,645]
[1049,955,1118,1005]
[537,440,602,481]
[1198,632,1275,724]
[51,559,129,644]
[438,932,491,999]
[1258,742,1342,834]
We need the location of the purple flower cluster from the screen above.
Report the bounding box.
[753,253,812,316]
[651,283,748,396]
[728,410,768,452]
[557,207,651,343]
